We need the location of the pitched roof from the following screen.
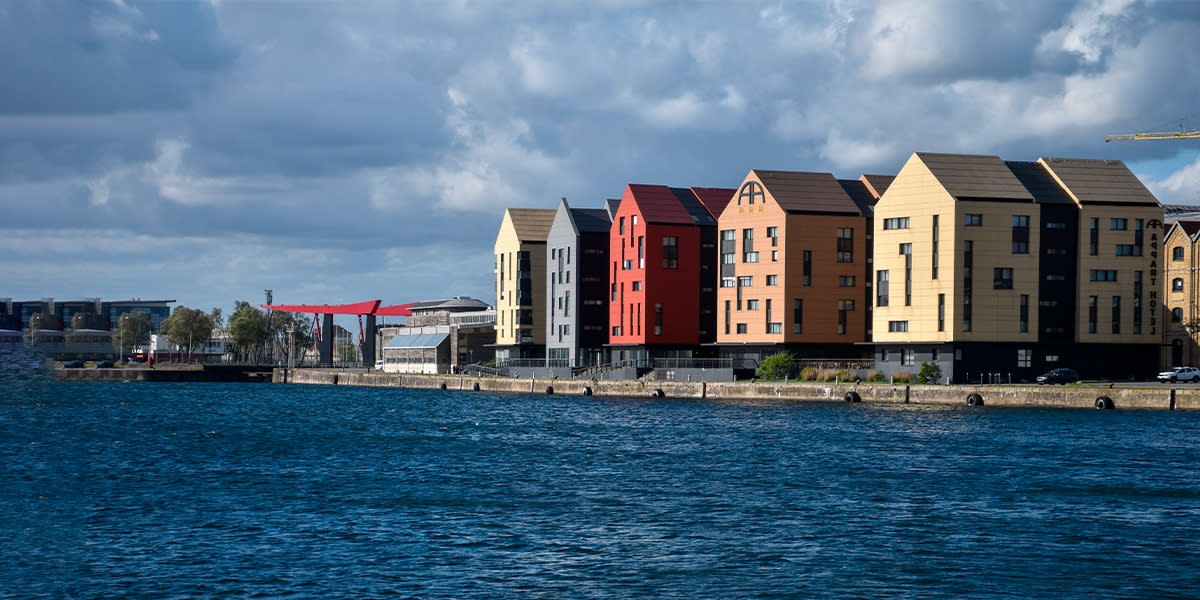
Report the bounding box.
[838,179,879,216]
[407,297,492,313]
[859,174,895,199]
[505,208,555,240]
[1004,161,1075,205]
[571,207,612,233]
[1037,157,1160,206]
[1176,220,1200,238]
[915,152,1034,202]
[752,170,864,215]
[688,187,735,222]
[626,184,695,225]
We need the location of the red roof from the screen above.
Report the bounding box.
[626,184,694,225]
[260,300,413,316]
[689,187,735,220]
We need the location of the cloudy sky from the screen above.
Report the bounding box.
[2,0,1199,327]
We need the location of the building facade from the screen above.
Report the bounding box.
[872,153,1162,382]
[493,208,555,362]
[545,198,613,368]
[607,185,731,364]
[1160,221,1200,367]
[715,170,887,364]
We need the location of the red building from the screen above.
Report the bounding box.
[608,184,733,363]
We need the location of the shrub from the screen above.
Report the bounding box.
[756,352,796,380]
[868,371,886,382]
[799,366,820,381]
[891,371,912,383]
[916,362,942,384]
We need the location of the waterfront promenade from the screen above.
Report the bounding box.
[277,368,1200,411]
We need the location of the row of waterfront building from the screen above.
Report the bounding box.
[493,151,1182,382]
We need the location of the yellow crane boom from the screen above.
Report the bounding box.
[1106,116,1200,142]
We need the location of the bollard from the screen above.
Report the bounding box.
[905,385,910,404]
[1171,388,1177,411]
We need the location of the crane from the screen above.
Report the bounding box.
[1106,116,1200,142]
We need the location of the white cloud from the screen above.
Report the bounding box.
[1143,155,1200,206]
[1039,0,1138,63]
[819,130,900,171]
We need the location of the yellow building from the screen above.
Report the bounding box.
[1163,220,1200,367]
[873,153,1162,383]
[493,208,555,362]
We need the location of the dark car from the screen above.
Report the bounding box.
[1036,368,1078,385]
[62,360,85,369]
[95,360,115,368]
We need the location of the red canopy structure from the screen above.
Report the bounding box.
[260,300,417,365]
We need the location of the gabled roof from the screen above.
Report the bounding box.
[752,170,865,215]
[626,184,695,225]
[915,152,1034,202]
[1169,219,1200,240]
[859,174,895,199]
[407,297,492,313]
[605,198,620,220]
[688,187,735,222]
[1038,157,1160,206]
[571,208,612,233]
[384,331,450,349]
[1005,161,1075,205]
[838,179,878,216]
[505,208,555,240]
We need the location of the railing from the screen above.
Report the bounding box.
[792,358,874,371]
[573,359,648,378]
[461,363,504,377]
[495,358,571,369]
[653,357,751,370]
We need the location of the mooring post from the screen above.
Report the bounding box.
[905,385,910,404]
[1171,388,1177,411]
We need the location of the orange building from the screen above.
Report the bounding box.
[716,170,889,364]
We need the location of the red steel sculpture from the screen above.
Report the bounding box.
[261,300,416,365]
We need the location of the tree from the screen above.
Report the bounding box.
[228,301,270,364]
[917,362,943,384]
[756,351,796,380]
[111,311,152,357]
[268,311,314,366]
[161,306,220,363]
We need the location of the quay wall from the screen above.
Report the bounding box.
[277,369,1200,411]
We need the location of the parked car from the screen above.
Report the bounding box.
[95,360,115,368]
[62,360,85,369]
[1157,366,1200,383]
[1036,368,1078,385]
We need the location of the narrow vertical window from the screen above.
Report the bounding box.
[838,300,854,335]
[803,251,812,286]
[1089,218,1098,256]
[619,216,625,236]
[876,270,889,307]
[963,240,973,332]
[765,299,772,333]
[637,236,644,269]
[662,236,678,269]
[1088,296,1097,334]
[1012,215,1029,254]
[900,243,912,306]
[1111,296,1120,334]
[724,300,731,335]
[793,299,803,334]
[1019,294,1029,333]
[1133,271,1143,334]
[767,226,778,247]
[931,214,939,279]
[937,293,945,332]
[655,303,663,336]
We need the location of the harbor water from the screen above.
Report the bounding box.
[3,377,1200,598]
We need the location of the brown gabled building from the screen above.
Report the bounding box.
[715,170,888,365]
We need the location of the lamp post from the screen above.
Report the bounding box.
[119,314,128,363]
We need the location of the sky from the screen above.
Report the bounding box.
[2,0,1199,329]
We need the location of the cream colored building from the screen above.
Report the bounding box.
[873,153,1162,382]
[1163,220,1200,367]
[493,208,555,361]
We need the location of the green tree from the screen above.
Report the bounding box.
[916,361,943,384]
[161,306,221,363]
[111,311,152,358]
[755,352,796,380]
[268,312,314,366]
[228,301,269,364]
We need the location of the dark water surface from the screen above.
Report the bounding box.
[3,379,1200,599]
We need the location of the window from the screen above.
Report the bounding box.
[901,348,915,366]
[1115,244,1142,256]
[721,277,735,288]
[994,268,1013,290]
[1110,218,1127,230]
[1088,296,1097,334]
[747,299,760,310]
[767,322,782,334]
[1017,349,1031,368]
[888,320,908,332]
[1046,222,1067,229]
[1174,246,1185,261]
[767,226,778,246]
[932,214,939,279]
[838,300,854,335]
[766,275,778,286]
[793,299,803,334]
[744,251,759,263]
[964,214,982,226]
[1012,215,1029,254]
[1173,307,1184,322]
[838,276,855,287]
[738,276,752,287]
[803,251,812,286]
[883,217,910,230]
[1112,296,1121,334]
[736,323,747,334]
[637,236,644,268]
[619,217,625,235]
[738,181,764,205]
[655,304,663,336]
[632,281,642,291]
[1019,295,1029,333]
[612,326,622,336]
[881,349,889,362]
[722,229,735,241]
[876,270,889,307]
[1174,278,1185,292]
[1090,270,1118,282]
[836,228,853,262]
[1089,218,1098,256]
[900,243,912,306]
[771,250,778,262]
[937,294,945,332]
[632,215,638,226]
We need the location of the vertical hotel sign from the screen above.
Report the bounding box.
[1148,219,1162,334]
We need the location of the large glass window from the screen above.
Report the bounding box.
[662,236,678,269]
[836,228,853,262]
